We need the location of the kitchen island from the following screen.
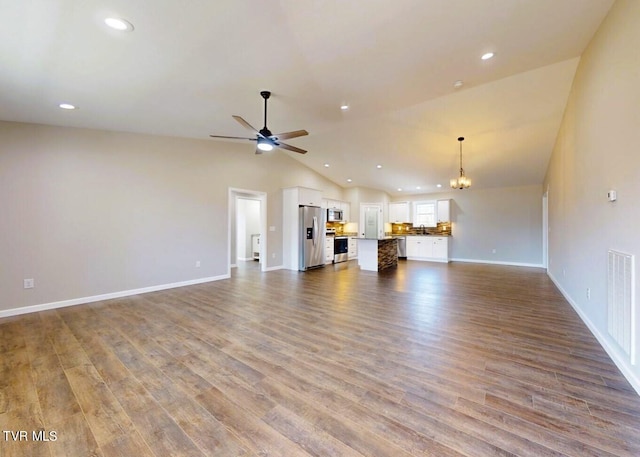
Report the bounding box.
[357,238,398,271]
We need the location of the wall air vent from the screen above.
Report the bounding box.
[608,250,636,364]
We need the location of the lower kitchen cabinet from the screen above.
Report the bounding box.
[406,236,449,263]
[348,237,358,259]
[432,237,448,259]
[325,236,334,264]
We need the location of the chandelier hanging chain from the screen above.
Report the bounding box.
[450,136,471,189]
[459,138,464,177]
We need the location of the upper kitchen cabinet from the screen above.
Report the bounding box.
[437,199,450,223]
[413,201,436,227]
[322,199,337,209]
[389,201,411,223]
[297,187,323,206]
[341,201,350,222]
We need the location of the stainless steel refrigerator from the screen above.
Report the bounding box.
[299,205,325,271]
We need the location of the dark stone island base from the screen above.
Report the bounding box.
[357,238,398,271]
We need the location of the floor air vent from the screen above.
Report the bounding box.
[608,250,636,364]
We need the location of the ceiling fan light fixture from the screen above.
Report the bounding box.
[450,136,471,190]
[104,17,134,32]
[256,139,273,152]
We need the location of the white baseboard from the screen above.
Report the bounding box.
[451,257,545,268]
[0,274,229,319]
[264,264,284,272]
[548,272,640,396]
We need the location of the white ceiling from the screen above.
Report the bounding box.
[0,0,613,195]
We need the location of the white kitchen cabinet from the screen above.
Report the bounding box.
[413,201,436,227]
[406,236,449,263]
[437,199,450,223]
[406,236,432,258]
[389,201,411,223]
[324,199,339,209]
[432,237,449,260]
[298,187,323,206]
[325,236,334,264]
[341,201,351,222]
[348,237,358,259]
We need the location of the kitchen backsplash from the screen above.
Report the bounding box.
[327,221,451,236]
[326,221,358,236]
[391,222,451,236]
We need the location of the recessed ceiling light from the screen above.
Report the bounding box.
[58,103,77,110]
[416,186,421,190]
[324,163,330,168]
[376,164,382,169]
[481,52,494,60]
[453,80,464,89]
[347,178,352,183]
[398,188,403,192]
[436,184,442,188]
[104,17,134,32]
[340,104,349,111]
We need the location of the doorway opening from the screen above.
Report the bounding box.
[228,188,267,274]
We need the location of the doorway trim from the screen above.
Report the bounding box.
[542,189,549,270]
[228,187,267,274]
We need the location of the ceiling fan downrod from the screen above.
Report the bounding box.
[260,91,271,133]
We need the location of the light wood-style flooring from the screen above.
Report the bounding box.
[1,260,640,456]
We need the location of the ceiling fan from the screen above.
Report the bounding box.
[210,91,308,154]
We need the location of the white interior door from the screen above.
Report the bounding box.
[360,203,383,238]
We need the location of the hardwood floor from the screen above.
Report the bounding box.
[1,260,640,456]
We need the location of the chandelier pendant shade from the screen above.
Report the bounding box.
[450,136,471,189]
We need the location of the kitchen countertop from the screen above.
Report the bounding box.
[392,233,451,237]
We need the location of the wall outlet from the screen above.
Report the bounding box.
[586,288,591,300]
[491,248,496,254]
[23,278,34,289]
[563,268,566,277]
[272,253,276,259]
[195,261,201,268]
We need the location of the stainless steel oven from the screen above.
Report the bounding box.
[334,237,348,263]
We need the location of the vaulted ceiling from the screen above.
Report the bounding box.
[0,0,613,195]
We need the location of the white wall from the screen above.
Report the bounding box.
[0,121,341,314]
[345,186,391,235]
[544,0,640,392]
[394,184,543,266]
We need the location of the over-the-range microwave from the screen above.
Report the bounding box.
[327,208,343,222]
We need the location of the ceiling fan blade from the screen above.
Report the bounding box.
[277,141,307,154]
[209,134,257,141]
[232,115,260,134]
[271,129,309,141]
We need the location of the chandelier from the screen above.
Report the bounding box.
[450,136,471,189]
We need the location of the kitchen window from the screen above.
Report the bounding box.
[414,201,436,227]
